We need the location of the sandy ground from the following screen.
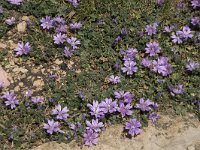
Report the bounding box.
[32,113,200,150]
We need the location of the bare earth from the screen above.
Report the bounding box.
[32,114,200,150]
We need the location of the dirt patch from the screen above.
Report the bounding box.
[32,113,200,150]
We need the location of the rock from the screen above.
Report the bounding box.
[33,79,44,87]
[19,82,24,87]
[20,68,28,73]
[21,16,29,21]
[0,66,10,87]
[17,21,27,33]
[32,142,69,150]
[14,86,20,92]
[31,114,200,150]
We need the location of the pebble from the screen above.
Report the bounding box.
[17,21,27,33]
[19,82,24,87]
[55,59,63,65]
[14,86,20,92]
[33,79,44,87]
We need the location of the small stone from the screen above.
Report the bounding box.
[21,16,29,21]
[20,68,28,73]
[33,79,44,87]
[32,68,39,74]
[75,69,81,74]
[27,76,32,80]
[67,61,74,69]
[21,74,26,79]
[14,86,20,92]
[17,21,27,33]
[55,59,63,65]
[13,67,20,73]
[19,82,24,87]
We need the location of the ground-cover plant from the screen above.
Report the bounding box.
[0,0,200,149]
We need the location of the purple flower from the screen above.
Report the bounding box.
[145,41,161,56]
[7,0,23,5]
[112,36,122,47]
[196,101,200,110]
[100,98,118,113]
[152,56,172,76]
[141,58,152,68]
[67,37,80,49]
[121,61,138,75]
[63,47,74,58]
[109,75,121,84]
[186,60,199,71]
[25,90,33,97]
[171,47,177,52]
[0,6,4,14]
[118,103,132,117]
[86,119,104,133]
[83,129,98,146]
[87,101,104,118]
[40,16,53,30]
[79,92,85,100]
[5,17,16,26]
[114,63,120,70]
[171,31,183,44]
[177,2,185,9]
[191,17,199,26]
[31,97,43,104]
[137,31,144,37]
[121,28,128,37]
[151,102,159,109]
[114,91,133,104]
[52,104,69,120]
[68,0,79,8]
[14,42,31,56]
[124,48,138,59]
[43,119,61,134]
[156,0,165,6]
[69,122,81,131]
[163,25,174,33]
[169,84,185,96]
[125,118,141,136]
[145,23,158,36]
[149,112,160,124]
[53,16,65,25]
[1,92,19,109]
[48,73,58,79]
[55,24,68,33]
[136,98,153,112]
[70,22,82,30]
[191,0,200,9]
[182,26,193,40]
[53,33,67,44]
[114,91,125,99]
